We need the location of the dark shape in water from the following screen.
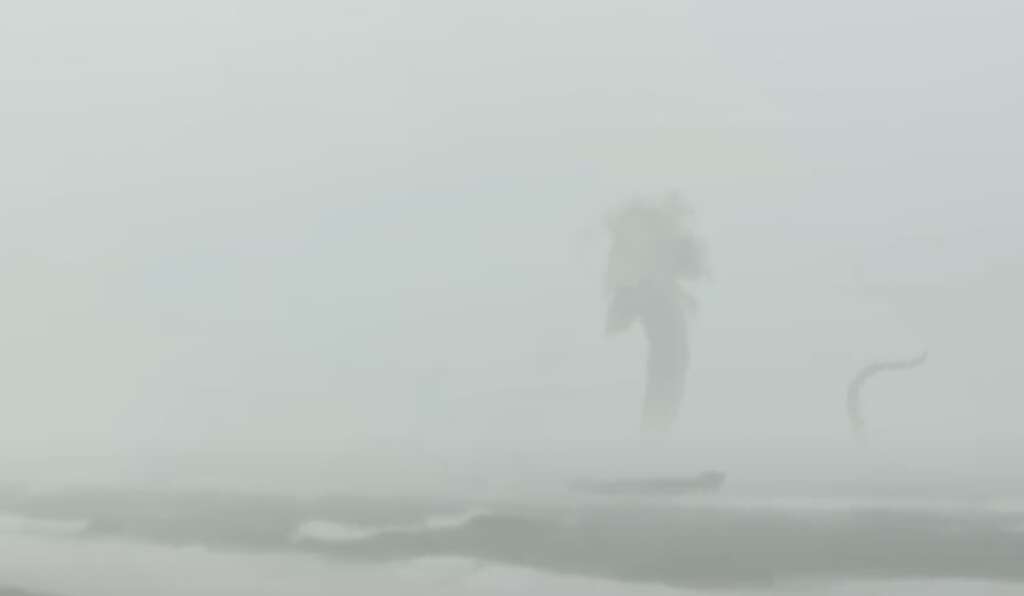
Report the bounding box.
[571,470,726,497]
[0,590,61,596]
[846,351,928,438]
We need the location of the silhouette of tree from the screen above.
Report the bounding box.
[604,192,707,432]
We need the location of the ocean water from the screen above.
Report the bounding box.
[1,526,1022,596]
[0,487,1022,596]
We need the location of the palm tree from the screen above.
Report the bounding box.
[604,193,707,432]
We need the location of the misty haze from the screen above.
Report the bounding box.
[2,1,1023,595]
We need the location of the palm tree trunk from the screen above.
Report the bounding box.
[640,286,689,432]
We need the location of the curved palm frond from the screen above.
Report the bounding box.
[846,352,929,439]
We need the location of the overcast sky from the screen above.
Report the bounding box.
[2,1,1023,460]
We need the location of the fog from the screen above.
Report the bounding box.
[5,2,1024,593]
[2,0,1024,532]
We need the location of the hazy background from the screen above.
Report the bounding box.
[1,1,1022,487]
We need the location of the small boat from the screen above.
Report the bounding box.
[570,470,726,497]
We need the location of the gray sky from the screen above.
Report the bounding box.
[2,1,1023,458]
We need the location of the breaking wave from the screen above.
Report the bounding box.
[292,508,489,544]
